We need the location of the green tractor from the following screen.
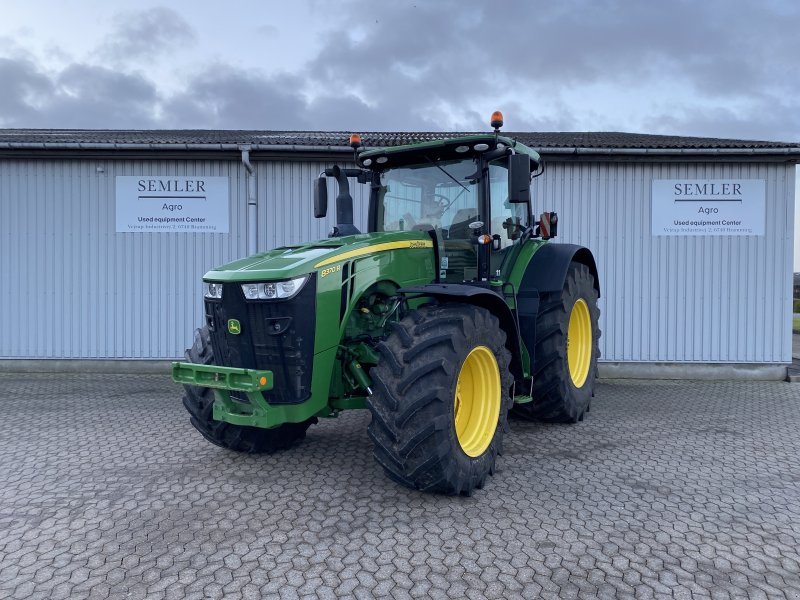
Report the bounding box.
[172,112,600,495]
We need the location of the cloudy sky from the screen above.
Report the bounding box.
[1,0,798,138]
[2,0,799,259]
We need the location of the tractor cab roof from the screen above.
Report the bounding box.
[356,133,541,171]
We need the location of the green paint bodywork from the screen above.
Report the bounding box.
[502,238,549,375]
[173,230,437,428]
[172,362,273,392]
[172,134,556,429]
[171,362,295,428]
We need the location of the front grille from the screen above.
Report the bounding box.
[205,276,316,405]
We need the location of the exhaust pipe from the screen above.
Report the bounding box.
[327,166,360,236]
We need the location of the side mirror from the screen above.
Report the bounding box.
[508,153,531,204]
[313,176,328,218]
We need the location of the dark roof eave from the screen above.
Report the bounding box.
[538,146,800,157]
[1,141,798,158]
[0,142,355,153]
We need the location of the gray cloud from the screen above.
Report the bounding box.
[48,65,160,128]
[648,96,800,144]
[161,67,310,129]
[0,58,160,128]
[0,57,54,127]
[98,7,195,63]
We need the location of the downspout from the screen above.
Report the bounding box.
[240,146,258,255]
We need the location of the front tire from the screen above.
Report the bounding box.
[181,327,316,453]
[512,262,600,423]
[367,304,513,495]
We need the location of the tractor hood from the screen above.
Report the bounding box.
[203,231,433,282]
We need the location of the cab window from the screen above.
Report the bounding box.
[488,160,527,249]
[376,159,479,238]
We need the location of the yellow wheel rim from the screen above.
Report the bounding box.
[567,298,592,388]
[453,346,501,457]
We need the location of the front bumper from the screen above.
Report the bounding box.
[172,362,292,428]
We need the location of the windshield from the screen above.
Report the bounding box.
[376,159,479,239]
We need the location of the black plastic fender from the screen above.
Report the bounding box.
[520,243,600,297]
[398,283,523,380]
[516,243,599,377]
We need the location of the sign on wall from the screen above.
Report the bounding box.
[651,179,765,236]
[116,176,230,233]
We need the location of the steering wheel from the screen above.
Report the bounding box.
[502,217,526,240]
[432,193,453,212]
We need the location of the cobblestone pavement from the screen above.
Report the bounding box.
[1,374,799,600]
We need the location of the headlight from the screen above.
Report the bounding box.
[242,275,309,300]
[204,281,223,299]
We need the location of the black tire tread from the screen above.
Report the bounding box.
[512,262,601,423]
[367,303,513,495]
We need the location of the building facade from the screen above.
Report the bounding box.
[0,130,797,377]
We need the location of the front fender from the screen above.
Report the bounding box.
[398,283,523,381]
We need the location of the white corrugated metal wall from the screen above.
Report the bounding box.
[0,157,364,359]
[0,155,793,363]
[534,160,794,364]
[0,158,250,358]
[257,160,369,251]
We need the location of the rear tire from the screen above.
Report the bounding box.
[367,304,513,495]
[181,327,316,453]
[512,262,600,423]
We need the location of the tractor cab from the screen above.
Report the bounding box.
[361,131,541,283]
[314,112,556,285]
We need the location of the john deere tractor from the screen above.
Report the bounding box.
[172,112,600,495]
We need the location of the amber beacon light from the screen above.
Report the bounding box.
[490,111,504,130]
[349,133,362,149]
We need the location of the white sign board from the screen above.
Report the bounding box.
[116,176,229,233]
[651,179,765,236]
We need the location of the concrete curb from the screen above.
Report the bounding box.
[598,362,788,381]
[0,359,174,374]
[1,359,790,381]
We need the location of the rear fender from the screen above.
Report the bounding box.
[520,243,600,297]
[515,243,599,377]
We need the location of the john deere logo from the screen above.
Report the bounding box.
[227,319,241,335]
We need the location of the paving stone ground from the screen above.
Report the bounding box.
[1,374,799,599]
